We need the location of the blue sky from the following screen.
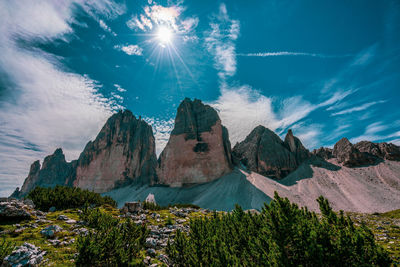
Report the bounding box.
[1,0,399,196]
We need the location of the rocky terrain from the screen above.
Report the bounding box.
[1,198,399,266]
[0,198,218,266]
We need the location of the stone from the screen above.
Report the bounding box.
[65,219,77,224]
[333,138,376,167]
[57,214,69,221]
[22,199,35,208]
[146,248,156,256]
[157,98,233,186]
[143,256,151,265]
[48,206,56,212]
[3,242,46,267]
[0,199,31,220]
[145,237,158,248]
[122,202,142,213]
[232,126,309,179]
[145,193,156,204]
[40,225,62,238]
[74,110,157,192]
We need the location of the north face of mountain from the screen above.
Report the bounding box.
[157,98,233,186]
[74,110,157,193]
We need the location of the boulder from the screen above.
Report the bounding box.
[122,202,142,213]
[232,126,309,179]
[0,199,31,220]
[3,243,46,267]
[333,138,376,167]
[74,110,157,193]
[157,98,233,186]
[40,225,62,238]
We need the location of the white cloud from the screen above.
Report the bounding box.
[99,19,117,36]
[237,52,352,58]
[144,117,174,156]
[205,3,239,79]
[114,44,143,56]
[331,100,386,116]
[0,0,125,197]
[126,3,198,40]
[210,85,279,145]
[114,84,127,92]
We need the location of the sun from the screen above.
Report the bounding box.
[156,26,173,46]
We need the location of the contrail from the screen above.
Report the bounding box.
[237,52,353,58]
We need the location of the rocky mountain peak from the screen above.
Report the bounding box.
[283,129,310,164]
[171,98,220,140]
[157,98,232,186]
[333,138,376,167]
[74,110,157,193]
[232,126,309,179]
[19,148,75,196]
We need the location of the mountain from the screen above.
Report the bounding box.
[12,110,157,196]
[157,98,233,186]
[73,110,157,192]
[232,126,310,179]
[15,148,76,197]
[11,97,400,213]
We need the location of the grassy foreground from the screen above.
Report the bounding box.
[0,187,398,266]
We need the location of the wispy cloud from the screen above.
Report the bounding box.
[237,52,352,58]
[144,117,174,156]
[204,3,239,79]
[99,19,117,36]
[114,44,143,56]
[331,100,386,116]
[0,0,125,197]
[350,121,400,144]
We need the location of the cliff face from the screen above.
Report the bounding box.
[232,126,310,179]
[74,110,157,193]
[157,98,233,186]
[19,148,75,196]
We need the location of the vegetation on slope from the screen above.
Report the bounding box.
[76,207,148,266]
[167,193,392,266]
[27,185,116,211]
[1,189,399,266]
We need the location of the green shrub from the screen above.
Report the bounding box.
[76,208,148,266]
[27,185,116,211]
[0,238,15,264]
[141,201,200,211]
[167,192,392,266]
[165,216,174,226]
[142,201,163,211]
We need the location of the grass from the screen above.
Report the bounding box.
[347,209,400,264]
